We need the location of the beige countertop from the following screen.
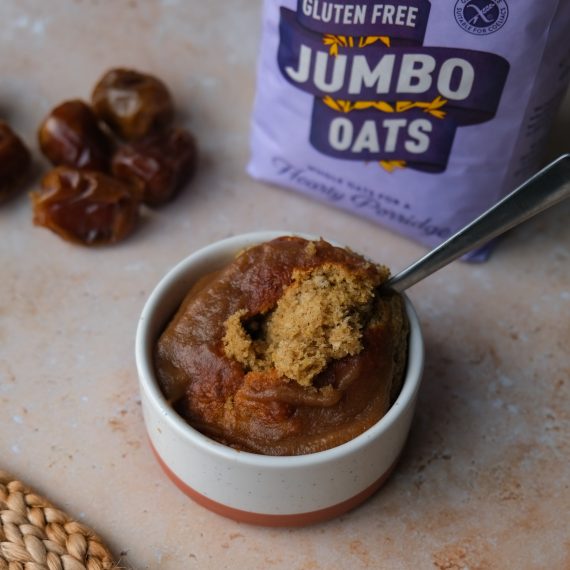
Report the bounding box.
[1,1,569,568]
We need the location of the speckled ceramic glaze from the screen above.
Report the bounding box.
[135,231,424,525]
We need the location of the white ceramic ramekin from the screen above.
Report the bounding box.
[135,231,424,526]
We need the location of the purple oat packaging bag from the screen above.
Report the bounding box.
[248,0,570,259]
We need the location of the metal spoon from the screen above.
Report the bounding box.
[384,153,570,293]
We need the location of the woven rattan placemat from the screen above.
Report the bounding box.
[0,470,120,570]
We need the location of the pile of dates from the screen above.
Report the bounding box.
[31,69,197,245]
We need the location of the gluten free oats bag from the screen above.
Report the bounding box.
[248,0,570,258]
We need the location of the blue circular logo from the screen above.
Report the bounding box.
[454,0,508,35]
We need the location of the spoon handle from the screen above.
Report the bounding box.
[385,153,570,293]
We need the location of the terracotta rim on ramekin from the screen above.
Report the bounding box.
[150,441,400,527]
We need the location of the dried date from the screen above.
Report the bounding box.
[92,69,174,141]
[38,100,112,171]
[31,167,139,245]
[0,121,31,203]
[112,128,197,207]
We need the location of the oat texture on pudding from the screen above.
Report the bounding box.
[154,236,409,455]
